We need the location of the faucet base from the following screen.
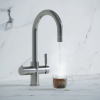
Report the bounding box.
[30,73,39,86]
[30,84,40,86]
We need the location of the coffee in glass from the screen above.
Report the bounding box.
[53,75,67,89]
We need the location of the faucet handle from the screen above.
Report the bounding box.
[39,54,49,68]
[44,54,47,66]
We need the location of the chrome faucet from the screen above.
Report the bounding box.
[18,9,63,86]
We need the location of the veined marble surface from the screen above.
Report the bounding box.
[0,0,100,81]
[0,1,100,99]
[0,74,100,100]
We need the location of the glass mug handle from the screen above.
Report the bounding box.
[67,76,73,86]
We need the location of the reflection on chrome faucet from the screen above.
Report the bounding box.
[18,9,63,86]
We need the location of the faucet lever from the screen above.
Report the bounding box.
[38,54,49,68]
[44,54,47,66]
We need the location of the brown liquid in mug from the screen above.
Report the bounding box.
[53,78,67,88]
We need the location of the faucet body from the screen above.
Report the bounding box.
[18,10,63,86]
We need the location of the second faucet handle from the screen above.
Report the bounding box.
[45,54,47,66]
[38,54,49,68]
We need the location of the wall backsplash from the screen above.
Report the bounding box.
[0,0,100,81]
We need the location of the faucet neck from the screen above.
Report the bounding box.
[32,10,63,62]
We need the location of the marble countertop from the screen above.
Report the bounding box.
[0,74,100,100]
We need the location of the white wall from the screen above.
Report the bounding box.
[0,0,100,81]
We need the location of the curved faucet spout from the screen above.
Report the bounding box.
[32,9,63,62]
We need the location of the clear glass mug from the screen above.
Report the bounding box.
[52,75,73,90]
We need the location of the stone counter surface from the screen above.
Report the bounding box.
[0,74,100,100]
